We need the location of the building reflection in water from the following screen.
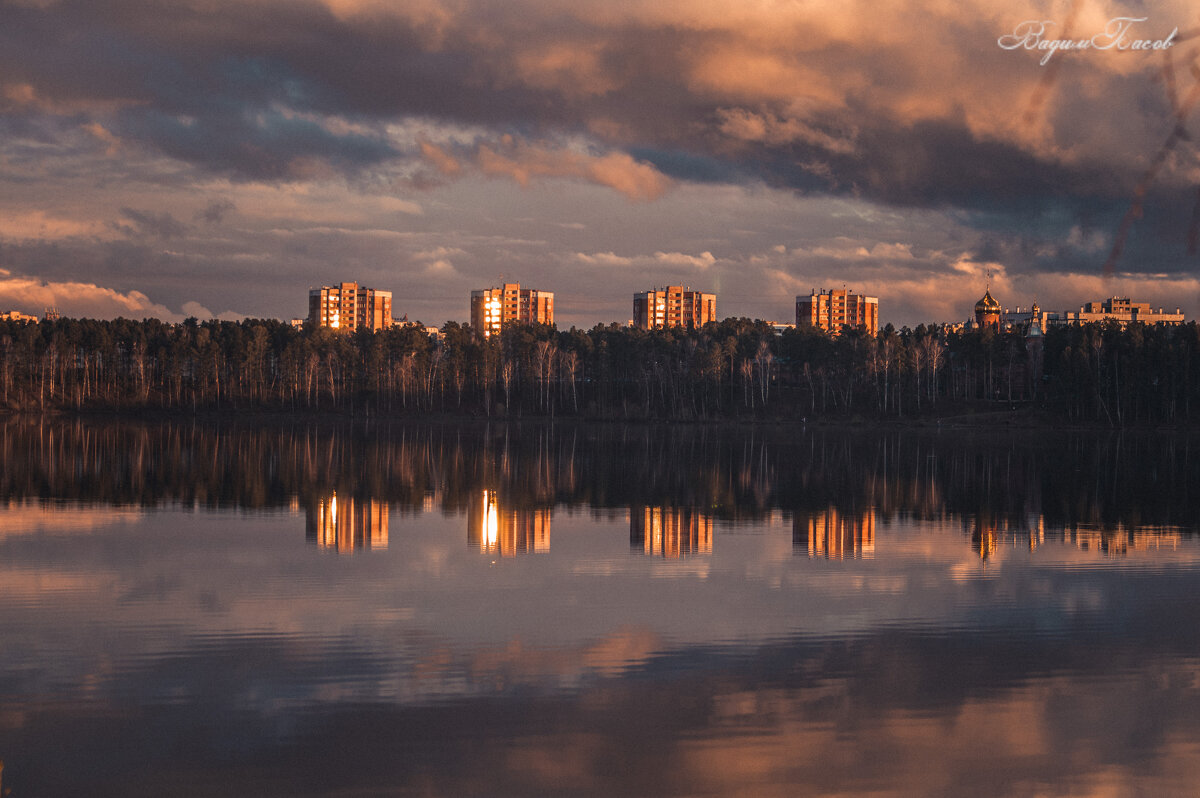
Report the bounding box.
[305,493,389,552]
[467,490,551,556]
[793,508,875,559]
[969,515,1039,561]
[970,514,1182,559]
[630,506,713,558]
[1069,524,1183,555]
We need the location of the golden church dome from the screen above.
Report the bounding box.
[975,290,1001,313]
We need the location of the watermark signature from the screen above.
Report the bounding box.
[998,17,1177,65]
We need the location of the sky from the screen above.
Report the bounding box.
[1,0,1199,329]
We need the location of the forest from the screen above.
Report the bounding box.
[3,314,1200,425]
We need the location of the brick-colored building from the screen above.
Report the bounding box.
[633,286,716,330]
[308,282,392,331]
[1071,297,1184,326]
[796,289,879,335]
[470,283,554,338]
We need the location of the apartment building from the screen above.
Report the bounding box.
[469,283,554,337]
[633,286,717,330]
[308,282,393,331]
[796,289,879,335]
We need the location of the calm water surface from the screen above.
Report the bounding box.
[2,420,1200,796]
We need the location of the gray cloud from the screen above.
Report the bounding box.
[197,199,236,224]
[1,0,1198,325]
[119,207,189,239]
[3,0,1188,205]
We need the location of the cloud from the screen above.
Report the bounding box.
[572,249,715,270]
[196,199,236,224]
[83,121,121,155]
[0,273,180,320]
[715,108,856,154]
[1,0,1198,329]
[0,211,110,241]
[653,250,715,269]
[419,139,462,176]
[1,0,1188,207]
[574,251,635,267]
[1,0,1191,225]
[465,139,672,200]
[413,246,466,260]
[119,207,189,239]
[181,300,214,318]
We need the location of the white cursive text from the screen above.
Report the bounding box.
[998,17,1177,65]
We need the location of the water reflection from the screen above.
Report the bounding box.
[3,419,1198,560]
[5,420,1199,535]
[305,493,389,552]
[630,506,713,558]
[4,420,1200,795]
[467,490,551,555]
[793,507,876,559]
[970,515,1184,560]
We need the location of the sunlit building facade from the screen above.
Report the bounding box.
[467,490,551,555]
[1067,297,1184,326]
[469,283,554,338]
[796,289,879,335]
[308,281,393,332]
[977,296,1185,333]
[793,507,875,559]
[305,493,389,552]
[630,506,713,558]
[633,286,716,330]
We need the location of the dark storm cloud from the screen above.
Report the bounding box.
[1,0,1190,216]
[116,104,396,179]
[4,0,1176,208]
[956,181,1200,279]
[2,0,1198,325]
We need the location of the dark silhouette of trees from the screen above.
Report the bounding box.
[3,314,1200,425]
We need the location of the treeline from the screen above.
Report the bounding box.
[3,315,1200,423]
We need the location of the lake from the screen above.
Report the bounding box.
[2,419,1199,796]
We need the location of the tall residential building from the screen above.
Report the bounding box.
[469,283,554,337]
[308,281,392,331]
[796,289,879,335]
[633,286,717,330]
